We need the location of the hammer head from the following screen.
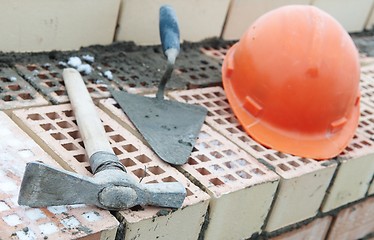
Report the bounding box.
[18,162,186,210]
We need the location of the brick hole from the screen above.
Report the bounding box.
[299,158,311,164]
[361,140,372,146]
[50,133,67,140]
[104,125,114,132]
[132,168,149,178]
[46,112,61,120]
[275,152,287,158]
[135,154,152,163]
[1,77,12,83]
[288,161,300,167]
[264,154,276,161]
[19,93,33,100]
[122,144,138,153]
[236,170,252,179]
[8,85,21,91]
[238,136,250,143]
[120,158,136,167]
[196,168,211,176]
[209,164,224,172]
[27,113,44,120]
[62,143,78,151]
[87,87,95,93]
[223,150,237,157]
[251,145,264,152]
[225,117,237,124]
[63,110,74,117]
[196,154,210,162]
[74,154,86,162]
[236,125,245,132]
[147,180,158,184]
[44,81,56,87]
[50,72,59,78]
[189,75,198,80]
[203,93,214,99]
[85,166,92,173]
[187,157,198,165]
[38,74,48,79]
[200,60,209,65]
[196,142,210,150]
[98,86,108,92]
[186,188,193,197]
[199,73,209,79]
[128,83,136,88]
[203,102,214,108]
[148,166,165,175]
[278,163,290,171]
[235,158,249,166]
[345,146,354,152]
[207,111,214,117]
[209,178,224,186]
[113,147,123,155]
[352,143,362,149]
[110,134,125,142]
[214,100,226,106]
[3,95,13,101]
[251,168,265,175]
[224,107,233,114]
[179,68,188,73]
[78,141,85,148]
[365,129,374,135]
[224,174,237,182]
[57,121,73,129]
[223,161,237,169]
[40,123,56,131]
[162,176,177,183]
[214,109,227,115]
[68,130,81,139]
[214,119,225,125]
[209,140,222,147]
[212,64,221,70]
[55,90,65,96]
[227,127,238,134]
[192,94,203,100]
[362,121,370,126]
[27,65,37,71]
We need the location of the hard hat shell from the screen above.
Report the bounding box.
[222,5,360,160]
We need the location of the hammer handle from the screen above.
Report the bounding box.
[63,68,114,158]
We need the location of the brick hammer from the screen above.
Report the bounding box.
[18,68,186,210]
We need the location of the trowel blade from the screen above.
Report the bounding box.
[112,90,207,165]
[18,162,99,207]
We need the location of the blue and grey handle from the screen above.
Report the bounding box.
[156,5,180,99]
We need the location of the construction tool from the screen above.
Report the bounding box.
[111,5,207,166]
[18,68,186,210]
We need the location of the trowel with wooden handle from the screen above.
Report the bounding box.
[111,5,207,166]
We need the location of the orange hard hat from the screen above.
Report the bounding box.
[222,5,360,160]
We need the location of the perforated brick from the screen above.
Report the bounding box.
[361,65,374,108]
[200,42,234,63]
[327,197,374,240]
[15,61,118,104]
[94,49,186,93]
[321,132,374,212]
[269,216,332,240]
[0,111,118,239]
[174,47,223,89]
[12,104,210,240]
[0,68,48,109]
[99,97,280,239]
[168,87,337,231]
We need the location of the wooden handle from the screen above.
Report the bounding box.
[63,68,114,157]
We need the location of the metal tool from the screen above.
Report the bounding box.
[111,5,207,166]
[18,68,186,210]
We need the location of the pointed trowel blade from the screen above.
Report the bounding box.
[18,162,100,207]
[111,90,207,165]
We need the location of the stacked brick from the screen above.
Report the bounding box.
[0,43,372,239]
